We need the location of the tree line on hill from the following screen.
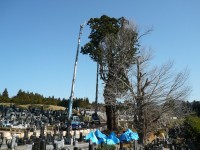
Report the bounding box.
[182,100,200,117]
[1,88,200,116]
[0,88,91,108]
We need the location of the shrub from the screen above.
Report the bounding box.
[96,144,116,150]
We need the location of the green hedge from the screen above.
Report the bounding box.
[96,144,116,150]
[184,115,200,147]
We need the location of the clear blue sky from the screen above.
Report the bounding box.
[0,0,200,103]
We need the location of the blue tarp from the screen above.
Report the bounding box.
[119,132,131,142]
[108,132,120,144]
[98,131,120,145]
[126,129,139,140]
[98,137,107,144]
[105,138,116,145]
[85,129,139,145]
[84,131,99,144]
[95,129,107,139]
[119,129,139,142]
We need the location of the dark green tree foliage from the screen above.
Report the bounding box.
[59,98,69,107]
[0,88,91,108]
[0,88,9,102]
[73,97,90,108]
[12,90,45,105]
[184,115,200,148]
[2,88,9,98]
[181,100,200,116]
[192,100,200,116]
[81,15,121,62]
[14,90,62,105]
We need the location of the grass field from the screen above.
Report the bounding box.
[0,103,66,110]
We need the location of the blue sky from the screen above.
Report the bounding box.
[0,0,200,103]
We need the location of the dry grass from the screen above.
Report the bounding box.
[0,103,66,110]
[46,105,66,110]
[0,103,11,107]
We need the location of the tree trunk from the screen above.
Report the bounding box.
[106,105,117,131]
[137,110,145,144]
[106,105,113,130]
[104,72,117,131]
[134,97,145,144]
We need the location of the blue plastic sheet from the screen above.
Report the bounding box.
[108,132,120,144]
[95,129,107,139]
[85,129,138,145]
[126,129,139,140]
[119,128,139,142]
[119,132,131,142]
[98,131,120,145]
[98,137,107,144]
[84,131,99,144]
[105,138,116,145]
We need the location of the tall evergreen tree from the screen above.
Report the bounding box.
[1,88,9,102]
[2,88,9,98]
[81,15,139,130]
[0,93,2,102]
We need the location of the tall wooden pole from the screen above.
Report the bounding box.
[95,62,99,113]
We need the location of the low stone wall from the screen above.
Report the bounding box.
[0,125,107,140]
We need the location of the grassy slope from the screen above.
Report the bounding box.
[0,103,66,110]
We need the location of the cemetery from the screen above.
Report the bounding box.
[0,104,194,150]
[1,7,199,149]
[0,104,122,150]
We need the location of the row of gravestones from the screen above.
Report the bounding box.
[144,138,190,150]
[0,104,72,130]
[0,125,78,150]
[0,132,18,149]
[1,127,141,150]
[0,105,94,149]
[30,125,85,150]
[2,104,62,115]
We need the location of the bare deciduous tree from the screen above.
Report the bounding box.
[122,49,190,144]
